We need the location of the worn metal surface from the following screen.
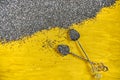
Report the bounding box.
[0,0,115,41]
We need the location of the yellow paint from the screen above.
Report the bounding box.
[0,1,120,80]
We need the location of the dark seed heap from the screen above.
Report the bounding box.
[57,45,70,56]
[0,0,115,41]
[69,29,80,41]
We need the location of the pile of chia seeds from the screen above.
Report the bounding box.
[0,0,115,41]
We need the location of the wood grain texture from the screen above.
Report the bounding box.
[0,0,120,80]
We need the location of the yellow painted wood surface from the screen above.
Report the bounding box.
[0,1,120,80]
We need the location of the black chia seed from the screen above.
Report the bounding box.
[0,0,116,41]
[57,45,70,56]
[69,29,80,41]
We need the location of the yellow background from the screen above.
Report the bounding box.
[0,1,120,80]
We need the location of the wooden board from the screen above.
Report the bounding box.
[0,1,120,80]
